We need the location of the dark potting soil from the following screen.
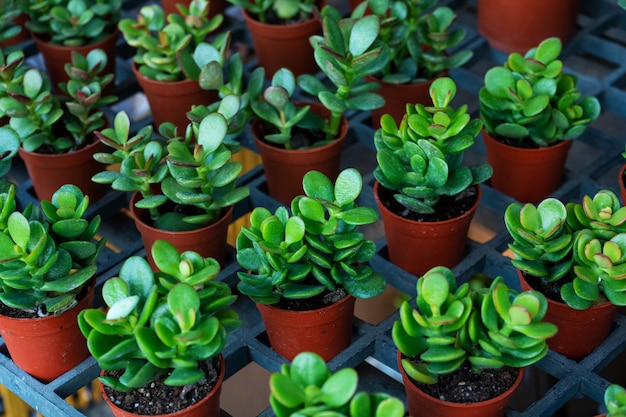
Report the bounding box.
[521,271,567,303]
[0,282,91,319]
[405,359,520,404]
[258,123,330,150]
[377,184,479,222]
[102,356,220,416]
[491,133,542,149]
[273,287,348,311]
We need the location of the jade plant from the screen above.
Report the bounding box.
[392,266,557,384]
[367,0,473,84]
[118,0,227,82]
[78,239,241,392]
[270,352,405,417]
[0,0,24,43]
[0,127,19,192]
[373,76,493,214]
[92,95,250,232]
[479,37,601,148]
[296,5,391,141]
[22,0,121,46]
[0,47,116,153]
[236,168,386,304]
[505,189,626,310]
[0,183,105,316]
[605,384,626,417]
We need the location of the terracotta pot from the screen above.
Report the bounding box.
[32,29,118,96]
[0,14,31,47]
[617,165,626,204]
[478,0,580,53]
[101,355,225,417]
[131,62,218,133]
[243,9,321,77]
[256,294,356,361]
[398,351,525,417]
[130,192,233,269]
[482,130,573,204]
[373,181,480,277]
[252,102,348,205]
[0,281,95,383]
[17,139,109,202]
[518,270,617,360]
[366,73,447,128]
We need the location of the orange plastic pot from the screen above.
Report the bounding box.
[482,130,573,204]
[0,281,95,383]
[398,351,524,417]
[256,294,356,361]
[18,139,109,202]
[374,181,480,277]
[243,10,321,77]
[130,192,233,269]
[131,62,219,133]
[478,0,580,53]
[101,355,225,417]
[518,270,617,360]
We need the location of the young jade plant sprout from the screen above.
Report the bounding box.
[392,266,557,384]
[479,37,601,148]
[78,239,241,391]
[236,168,386,304]
[270,352,405,417]
[0,183,104,316]
[92,95,249,232]
[505,189,626,310]
[227,0,317,23]
[374,76,492,214]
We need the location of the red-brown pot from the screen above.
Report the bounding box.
[617,165,626,204]
[518,270,617,360]
[256,294,356,361]
[32,29,118,96]
[252,102,348,205]
[0,280,95,383]
[482,130,573,204]
[130,192,233,269]
[366,73,446,128]
[131,62,219,133]
[243,9,321,77]
[17,139,108,202]
[101,354,225,417]
[398,351,524,417]
[373,181,480,277]
[478,0,580,53]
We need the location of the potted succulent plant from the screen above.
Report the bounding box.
[21,0,121,93]
[0,127,19,193]
[0,0,29,47]
[0,183,105,382]
[392,265,557,417]
[365,0,474,125]
[600,384,626,417]
[236,168,387,360]
[269,351,406,417]
[118,0,226,130]
[78,239,241,416]
[479,36,601,203]
[0,47,116,201]
[504,189,626,359]
[249,5,390,204]
[373,76,493,276]
[92,95,250,268]
[226,0,321,77]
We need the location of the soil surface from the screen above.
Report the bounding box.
[404,359,520,404]
[377,184,479,222]
[258,123,329,150]
[102,356,220,415]
[490,133,543,149]
[273,286,348,311]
